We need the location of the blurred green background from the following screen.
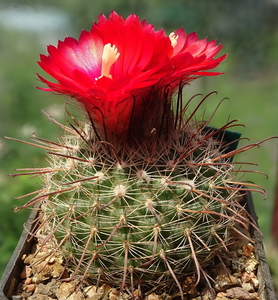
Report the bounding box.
[1,0,278,287]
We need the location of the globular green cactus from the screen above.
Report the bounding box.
[11,96,264,297]
[9,11,269,299]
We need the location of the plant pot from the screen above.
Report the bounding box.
[244,192,277,300]
[0,192,276,300]
[0,208,38,300]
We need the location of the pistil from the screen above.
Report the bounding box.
[100,43,120,79]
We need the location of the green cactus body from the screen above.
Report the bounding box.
[27,115,247,292]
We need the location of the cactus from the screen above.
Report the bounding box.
[10,12,268,299]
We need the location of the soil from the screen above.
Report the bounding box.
[12,235,261,300]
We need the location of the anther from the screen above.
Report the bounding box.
[169,32,179,47]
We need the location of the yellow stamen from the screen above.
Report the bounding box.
[169,32,179,48]
[100,43,120,79]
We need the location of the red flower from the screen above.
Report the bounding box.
[38,12,226,143]
[169,29,226,83]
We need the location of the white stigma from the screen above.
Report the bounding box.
[169,32,179,48]
[100,43,120,79]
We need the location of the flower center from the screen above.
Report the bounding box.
[169,32,179,47]
[100,43,120,79]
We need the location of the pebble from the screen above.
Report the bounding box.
[23,283,36,292]
[214,272,239,292]
[242,244,254,257]
[250,277,259,289]
[244,258,259,273]
[56,281,85,300]
[20,266,32,279]
[28,294,55,300]
[11,296,22,300]
[34,279,60,296]
[226,287,259,299]
[31,259,65,282]
[24,277,32,285]
[242,282,255,293]
[85,285,106,299]
[145,293,162,300]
